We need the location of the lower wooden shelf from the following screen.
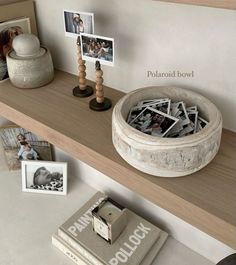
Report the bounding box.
[0,70,235,249]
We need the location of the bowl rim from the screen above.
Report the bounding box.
[113,86,222,147]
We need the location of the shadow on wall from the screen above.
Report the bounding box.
[0,117,14,127]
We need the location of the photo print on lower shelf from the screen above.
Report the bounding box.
[22,160,67,195]
[0,125,53,170]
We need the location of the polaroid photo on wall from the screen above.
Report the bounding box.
[22,161,67,195]
[80,33,114,66]
[0,17,31,82]
[63,9,94,38]
[130,107,179,137]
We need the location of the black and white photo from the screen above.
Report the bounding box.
[197,116,209,132]
[22,161,67,195]
[63,10,94,38]
[80,33,114,66]
[171,101,190,126]
[130,107,179,137]
[187,111,198,133]
[127,98,170,124]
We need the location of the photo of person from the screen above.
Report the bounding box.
[0,126,52,171]
[80,33,114,66]
[63,10,94,38]
[0,17,31,81]
[22,161,67,195]
[16,133,40,160]
[130,107,179,137]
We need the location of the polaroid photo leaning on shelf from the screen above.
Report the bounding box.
[0,17,31,82]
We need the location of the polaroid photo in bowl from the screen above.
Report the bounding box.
[171,101,190,126]
[130,107,179,137]
[187,111,198,133]
[80,33,114,66]
[127,99,171,124]
[187,106,198,112]
[0,125,53,171]
[151,99,171,115]
[196,116,209,132]
[137,98,169,107]
[22,161,67,195]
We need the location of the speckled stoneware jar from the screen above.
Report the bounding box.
[112,86,222,177]
[7,33,54,88]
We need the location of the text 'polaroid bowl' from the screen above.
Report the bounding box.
[112,86,222,177]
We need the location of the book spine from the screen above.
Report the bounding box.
[58,228,104,265]
[52,234,91,265]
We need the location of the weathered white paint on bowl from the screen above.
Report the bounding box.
[112,86,222,177]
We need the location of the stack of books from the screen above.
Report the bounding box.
[52,192,168,265]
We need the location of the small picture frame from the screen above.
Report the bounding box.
[22,161,67,195]
[63,9,94,38]
[0,125,53,171]
[80,33,114,66]
[0,17,31,82]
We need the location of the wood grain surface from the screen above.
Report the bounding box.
[156,0,236,10]
[0,70,235,248]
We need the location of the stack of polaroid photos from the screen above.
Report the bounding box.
[127,98,209,138]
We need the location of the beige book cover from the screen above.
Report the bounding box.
[53,230,168,265]
[59,192,168,265]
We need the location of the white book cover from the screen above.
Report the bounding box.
[52,233,92,265]
[59,192,167,265]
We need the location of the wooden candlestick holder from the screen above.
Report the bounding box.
[89,61,112,111]
[73,37,93,97]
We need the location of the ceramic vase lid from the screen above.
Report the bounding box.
[11,33,45,58]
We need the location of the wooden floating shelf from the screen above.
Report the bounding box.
[0,70,235,248]
[156,0,236,10]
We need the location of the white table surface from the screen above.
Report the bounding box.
[0,146,214,265]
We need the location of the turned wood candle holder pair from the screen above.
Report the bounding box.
[73,37,111,111]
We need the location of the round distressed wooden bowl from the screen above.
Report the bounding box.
[112,86,222,177]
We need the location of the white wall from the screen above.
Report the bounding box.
[34,0,236,132]
[29,0,236,261]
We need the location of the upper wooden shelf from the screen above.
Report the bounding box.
[0,70,235,249]
[156,0,236,10]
